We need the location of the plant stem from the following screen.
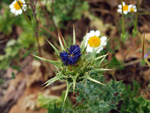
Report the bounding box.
[121,0,125,34]
[35,15,42,57]
[134,0,139,30]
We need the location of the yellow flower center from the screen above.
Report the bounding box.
[88,36,101,48]
[123,5,128,11]
[14,1,23,10]
[130,8,134,12]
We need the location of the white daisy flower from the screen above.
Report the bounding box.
[117,2,129,15]
[84,30,107,53]
[128,5,137,13]
[9,0,27,15]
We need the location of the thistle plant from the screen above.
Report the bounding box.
[34,28,109,105]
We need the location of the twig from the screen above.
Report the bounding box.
[39,24,58,38]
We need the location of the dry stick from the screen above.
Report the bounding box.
[31,1,42,57]
[142,33,145,59]
[30,1,47,81]
[39,24,58,39]
[17,1,30,24]
[138,12,150,15]
[37,0,50,25]
[35,19,42,57]
[37,0,59,31]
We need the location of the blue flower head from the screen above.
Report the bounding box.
[60,45,81,65]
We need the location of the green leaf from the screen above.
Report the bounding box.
[132,28,138,37]
[62,36,67,50]
[6,39,16,47]
[70,74,78,93]
[63,81,72,106]
[44,73,63,87]
[58,34,65,51]
[11,72,16,79]
[33,55,62,69]
[90,68,113,74]
[82,73,105,86]
[93,54,108,62]
[0,78,5,85]
[121,32,128,42]
[44,37,60,56]
[12,65,21,72]
[80,33,87,53]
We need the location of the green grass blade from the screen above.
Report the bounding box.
[83,73,105,86]
[44,37,60,56]
[63,82,72,106]
[33,55,62,68]
[58,34,65,51]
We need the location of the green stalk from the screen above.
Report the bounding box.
[121,0,125,34]
[17,0,31,25]
[19,0,42,57]
[132,0,139,37]
[134,0,139,30]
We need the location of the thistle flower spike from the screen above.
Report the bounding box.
[33,28,109,105]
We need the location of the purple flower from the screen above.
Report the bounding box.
[60,45,81,65]
[144,52,150,58]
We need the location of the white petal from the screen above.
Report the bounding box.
[101,36,107,41]
[88,32,94,38]
[86,45,93,53]
[11,8,16,13]
[15,11,19,15]
[22,7,26,11]
[101,36,107,46]
[118,4,122,8]
[18,10,22,14]
[86,33,90,38]
[21,0,25,2]
[95,30,100,36]
[23,3,27,8]
[96,47,103,53]
[122,2,125,6]
[123,11,128,14]
[128,5,132,8]
[134,9,137,12]
[9,4,13,9]
[117,9,122,13]
[100,41,107,46]
[89,30,95,35]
